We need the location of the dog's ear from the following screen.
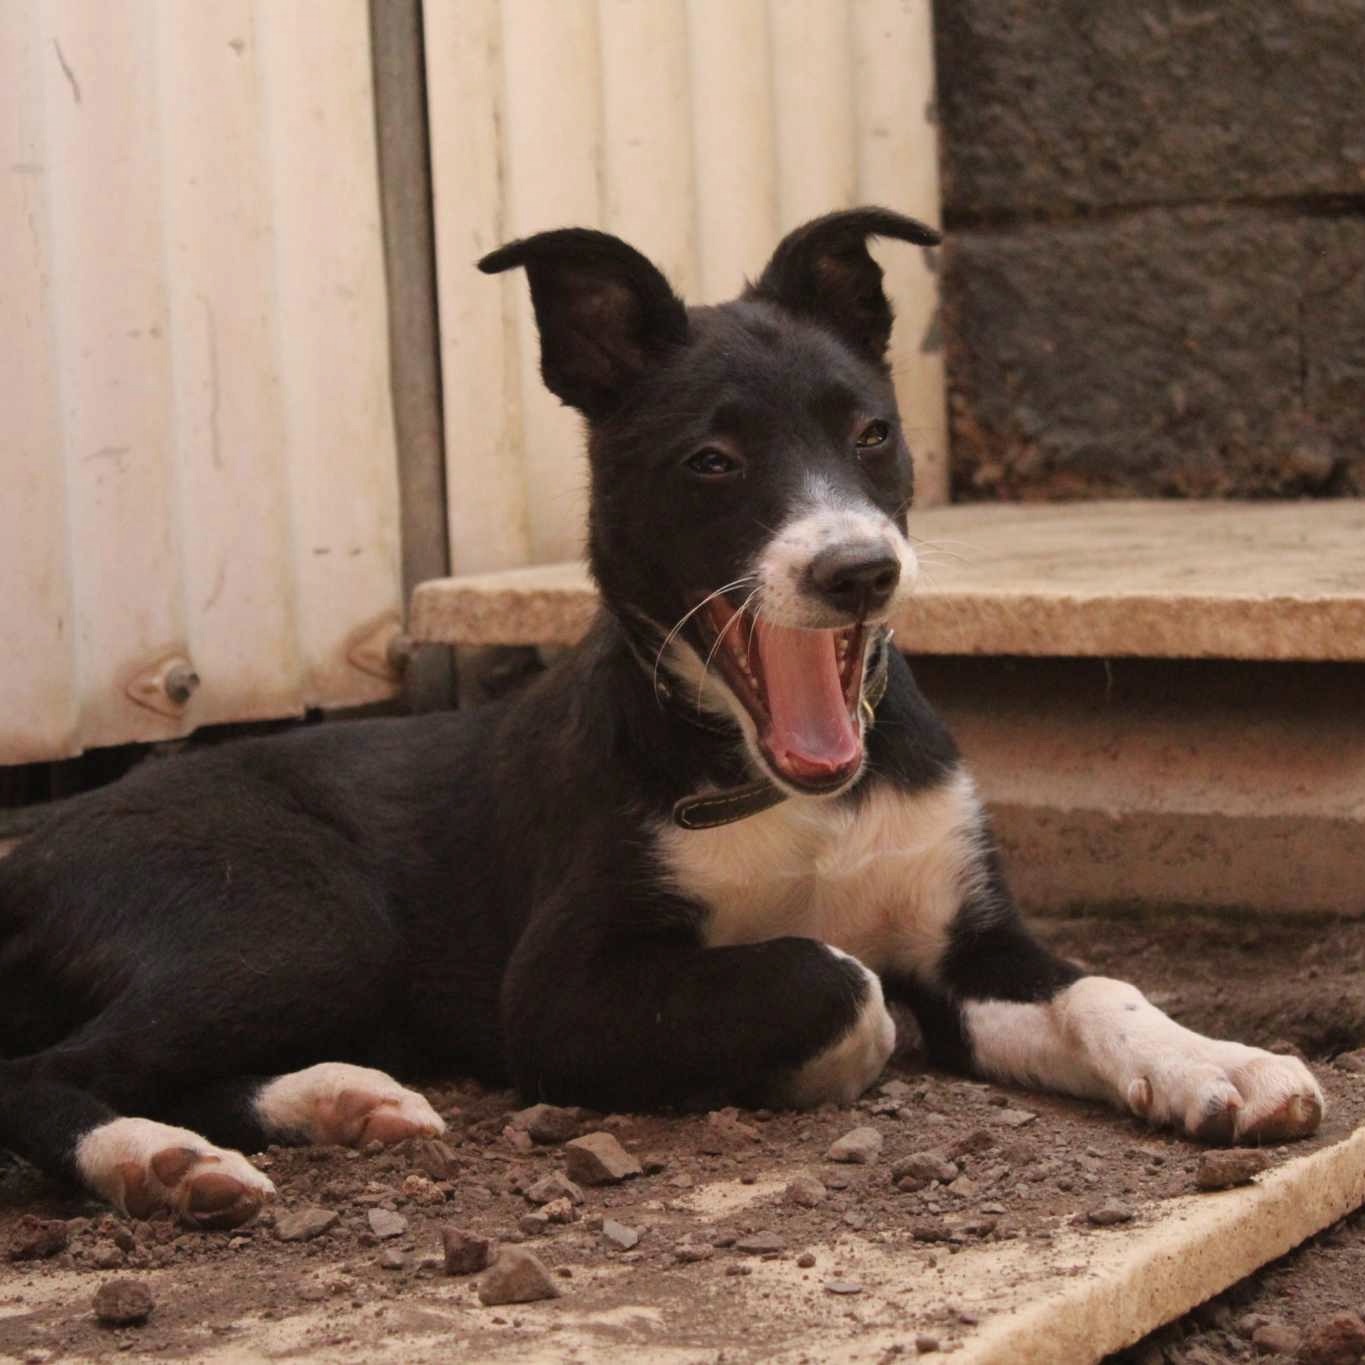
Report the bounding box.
[749,207,940,365]
[479,229,688,419]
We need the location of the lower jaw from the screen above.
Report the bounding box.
[757,738,865,795]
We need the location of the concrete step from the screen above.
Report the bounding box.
[408,500,1365,915]
[410,499,1365,661]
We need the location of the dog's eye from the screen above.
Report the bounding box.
[856,420,891,450]
[684,448,742,480]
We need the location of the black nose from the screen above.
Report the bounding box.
[806,542,901,617]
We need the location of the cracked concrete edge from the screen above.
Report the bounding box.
[957,1123,1365,1365]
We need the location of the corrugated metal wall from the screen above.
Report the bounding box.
[0,0,402,764]
[424,0,945,573]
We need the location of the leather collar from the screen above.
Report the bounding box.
[667,634,893,831]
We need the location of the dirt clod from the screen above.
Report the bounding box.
[1300,1311,1365,1365]
[826,1126,883,1164]
[476,1248,562,1306]
[275,1207,339,1243]
[7,1215,70,1261]
[1195,1147,1272,1191]
[564,1132,643,1185]
[92,1278,154,1326]
[441,1226,494,1276]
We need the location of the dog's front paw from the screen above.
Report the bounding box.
[1125,1044,1324,1143]
[779,947,895,1107]
[256,1063,446,1147]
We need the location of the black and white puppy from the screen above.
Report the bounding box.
[0,209,1323,1229]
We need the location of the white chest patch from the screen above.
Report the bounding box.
[655,766,985,975]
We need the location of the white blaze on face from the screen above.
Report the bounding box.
[755,480,918,629]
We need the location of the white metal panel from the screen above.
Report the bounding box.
[426,0,947,582]
[0,0,401,763]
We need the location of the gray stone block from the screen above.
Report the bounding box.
[943,209,1365,498]
[935,0,1365,211]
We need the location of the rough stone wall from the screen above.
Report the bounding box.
[935,0,1365,499]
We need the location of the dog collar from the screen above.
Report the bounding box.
[670,636,892,831]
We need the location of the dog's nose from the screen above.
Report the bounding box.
[806,542,901,617]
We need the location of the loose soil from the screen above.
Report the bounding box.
[2,908,1363,1364]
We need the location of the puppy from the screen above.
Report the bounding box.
[0,208,1323,1227]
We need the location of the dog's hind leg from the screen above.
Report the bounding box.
[162,1064,446,1154]
[0,1064,275,1228]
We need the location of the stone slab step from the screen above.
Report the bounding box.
[410,500,1365,661]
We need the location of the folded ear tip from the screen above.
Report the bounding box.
[476,244,517,274]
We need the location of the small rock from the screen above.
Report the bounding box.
[1250,1320,1300,1356]
[1300,1311,1365,1365]
[1333,1049,1365,1074]
[910,1218,952,1243]
[735,1231,784,1255]
[915,1334,941,1353]
[1086,1200,1135,1227]
[699,1108,761,1154]
[509,1103,582,1144]
[367,1209,408,1240]
[401,1173,445,1205]
[1195,1148,1271,1191]
[673,1239,714,1263]
[891,1151,958,1185]
[90,1242,125,1270]
[994,1108,1037,1128]
[7,1217,70,1262]
[948,1176,979,1197]
[563,1132,643,1185]
[784,1174,827,1208]
[275,1208,339,1243]
[542,1197,578,1225]
[797,1252,816,1268]
[827,1126,883,1164]
[946,1129,995,1160]
[525,1172,585,1206]
[503,1126,534,1153]
[297,1283,328,1302]
[93,1279,154,1326]
[441,1227,494,1276]
[518,1212,549,1237]
[477,1248,562,1306]
[411,1138,461,1181]
[824,1279,863,1295]
[1267,1038,1310,1062]
[879,1080,914,1100]
[602,1219,640,1251]
[378,1249,406,1271]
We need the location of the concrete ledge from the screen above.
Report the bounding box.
[410,501,1365,662]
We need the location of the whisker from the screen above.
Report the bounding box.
[696,585,762,710]
[652,576,757,700]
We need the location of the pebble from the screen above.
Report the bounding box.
[564,1132,643,1185]
[7,1218,70,1262]
[699,1108,761,1153]
[411,1138,461,1181]
[518,1212,549,1237]
[994,1108,1037,1128]
[602,1220,641,1251]
[1300,1311,1365,1365]
[477,1248,562,1306]
[827,1126,884,1164]
[1332,1049,1365,1074]
[525,1172,585,1206]
[915,1334,941,1353]
[784,1174,827,1208]
[1086,1200,1135,1227]
[891,1151,959,1185]
[673,1239,714,1264]
[93,1279,154,1327]
[509,1103,583,1144]
[378,1249,406,1271]
[797,1253,816,1269]
[909,1218,952,1243]
[442,1227,495,1276]
[90,1242,125,1270]
[1250,1320,1301,1356]
[367,1209,408,1240]
[735,1231,784,1255]
[1195,1148,1271,1191]
[275,1208,339,1243]
[542,1197,577,1225]
[824,1280,863,1295]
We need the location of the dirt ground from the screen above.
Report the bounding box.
[2,907,1363,1365]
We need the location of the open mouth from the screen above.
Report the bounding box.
[699,597,868,793]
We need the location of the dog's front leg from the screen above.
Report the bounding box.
[883,822,1324,1142]
[502,918,894,1112]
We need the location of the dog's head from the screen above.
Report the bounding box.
[480,208,939,798]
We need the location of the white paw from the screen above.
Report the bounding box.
[781,947,896,1107]
[1126,1043,1325,1143]
[256,1062,446,1147]
[76,1118,275,1229]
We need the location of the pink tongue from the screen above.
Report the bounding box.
[754,621,860,780]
